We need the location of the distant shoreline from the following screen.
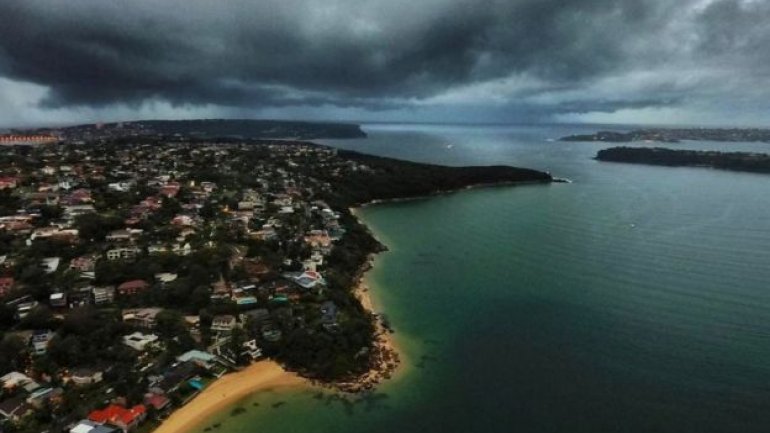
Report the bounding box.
[595,146,770,174]
[560,128,770,144]
[16,118,368,141]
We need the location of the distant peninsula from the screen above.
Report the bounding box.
[595,147,770,174]
[560,128,770,143]
[19,118,367,141]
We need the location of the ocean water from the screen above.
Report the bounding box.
[192,124,770,433]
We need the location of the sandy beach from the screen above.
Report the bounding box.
[153,361,307,433]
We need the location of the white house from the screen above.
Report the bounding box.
[122,332,159,351]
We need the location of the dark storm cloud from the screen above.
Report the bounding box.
[0,0,767,123]
[694,0,770,68]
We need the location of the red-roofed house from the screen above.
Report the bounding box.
[64,188,93,205]
[0,177,18,190]
[159,182,180,198]
[88,404,146,431]
[117,280,150,296]
[143,392,170,411]
[0,277,14,297]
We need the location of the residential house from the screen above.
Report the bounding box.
[26,191,60,206]
[170,215,194,226]
[70,420,100,433]
[92,286,116,305]
[88,404,146,432]
[211,315,237,333]
[242,259,270,279]
[0,396,32,421]
[122,308,162,329]
[50,292,67,308]
[159,182,180,198]
[30,227,79,241]
[284,270,325,290]
[15,301,39,320]
[176,350,217,369]
[106,229,143,243]
[68,286,94,307]
[0,215,34,233]
[200,181,216,193]
[70,256,96,273]
[91,424,122,433]
[108,181,132,192]
[70,367,104,386]
[154,273,178,285]
[242,339,263,360]
[117,280,150,296]
[1,372,39,393]
[157,361,198,394]
[122,332,159,351]
[240,309,270,327]
[148,243,192,256]
[71,420,120,433]
[237,200,255,210]
[41,257,61,274]
[64,188,92,205]
[63,204,96,220]
[143,392,170,412]
[304,230,332,248]
[26,386,63,408]
[106,247,140,261]
[31,330,53,355]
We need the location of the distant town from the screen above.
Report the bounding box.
[15,119,367,143]
[0,121,551,433]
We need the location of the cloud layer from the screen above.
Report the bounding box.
[0,0,769,126]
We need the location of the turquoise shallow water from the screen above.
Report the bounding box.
[194,124,770,433]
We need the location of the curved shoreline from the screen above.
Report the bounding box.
[152,361,308,433]
[153,181,546,433]
[154,210,404,433]
[310,206,406,393]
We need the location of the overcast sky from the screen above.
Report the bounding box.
[0,0,768,128]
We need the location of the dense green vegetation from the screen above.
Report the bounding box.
[322,149,552,207]
[596,147,770,174]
